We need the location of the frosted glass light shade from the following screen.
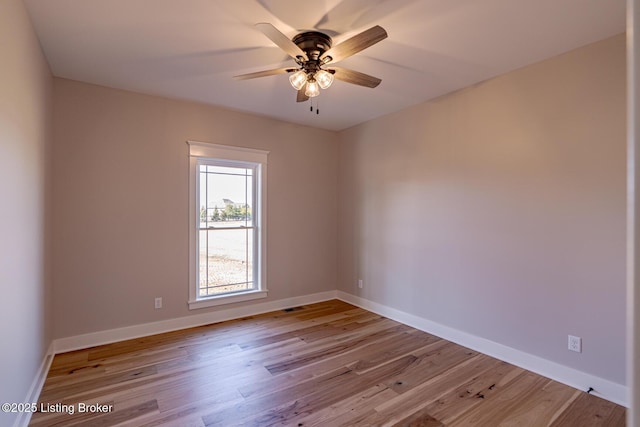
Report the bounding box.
[305,79,320,97]
[315,70,334,89]
[289,70,307,90]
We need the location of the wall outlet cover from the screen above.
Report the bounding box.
[568,335,582,353]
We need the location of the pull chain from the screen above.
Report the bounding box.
[308,98,320,115]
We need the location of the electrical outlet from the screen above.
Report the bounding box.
[568,335,582,353]
[358,279,363,289]
[155,297,162,309]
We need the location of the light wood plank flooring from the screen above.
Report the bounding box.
[30,300,626,426]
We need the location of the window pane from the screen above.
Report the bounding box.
[199,173,208,228]
[247,230,254,284]
[199,228,254,296]
[198,230,208,292]
[204,168,253,228]
[206,165,252,176]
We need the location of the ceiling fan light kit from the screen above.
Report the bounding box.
[315,70,334,89]
[305,78,320,97]
[289,70,307,90]
[235,23,387,103]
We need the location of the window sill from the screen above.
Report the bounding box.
[188,290,268,310]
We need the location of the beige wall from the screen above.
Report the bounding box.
[51,79,338,338]
[0,0,53,424]
[338,35,627,384]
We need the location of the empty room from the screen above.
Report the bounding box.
[2,0,638,426]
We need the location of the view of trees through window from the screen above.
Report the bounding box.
[200,202,251,223]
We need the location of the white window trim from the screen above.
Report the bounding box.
[187,141,269,310]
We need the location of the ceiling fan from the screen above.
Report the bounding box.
[235,23,388,102]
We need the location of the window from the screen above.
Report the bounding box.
[188,141,268,309]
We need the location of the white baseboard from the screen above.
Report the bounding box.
[53,291,338,354]
[13,342,55,427]
[336,291,628,407]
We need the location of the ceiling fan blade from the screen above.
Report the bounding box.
[331,67,382,88]
[297,85,309,102]
[255,23,307,61]
[321,25,387,64]
[234,67,296,80]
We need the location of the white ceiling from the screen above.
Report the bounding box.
[24,0,626,131]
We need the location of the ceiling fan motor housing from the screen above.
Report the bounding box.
[292,31,332,63]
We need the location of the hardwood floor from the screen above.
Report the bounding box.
[30,300,626,426]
